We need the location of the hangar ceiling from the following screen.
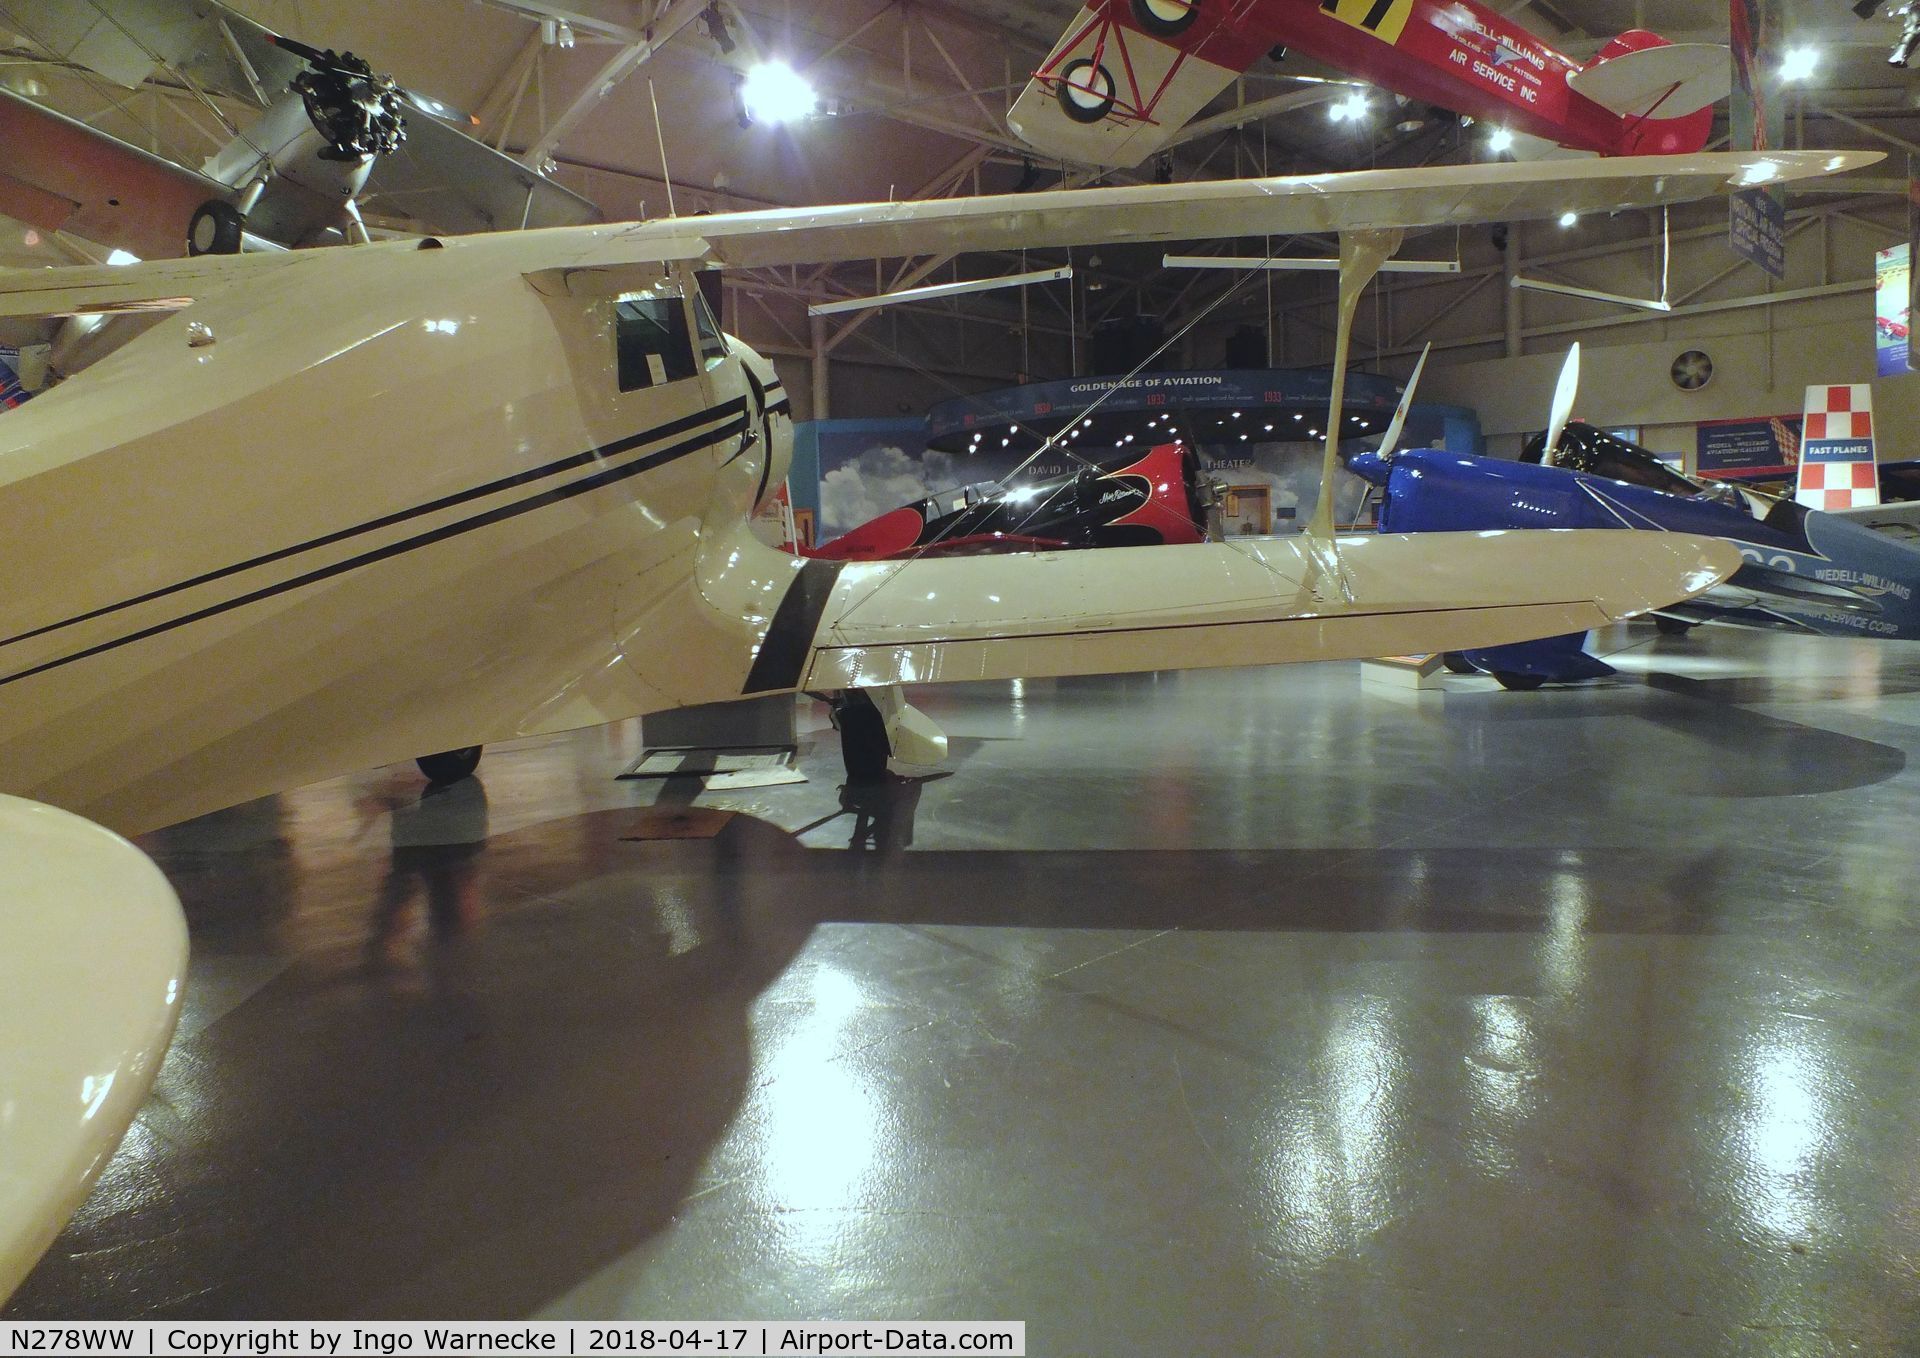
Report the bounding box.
[0,0,1915,416]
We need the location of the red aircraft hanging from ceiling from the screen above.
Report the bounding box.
[1008,0,1731,168]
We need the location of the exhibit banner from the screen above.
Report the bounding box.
[1876,243,1911,377]
[1729,0,1786,278]
[1696,414,1800,478]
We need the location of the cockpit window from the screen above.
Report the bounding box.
[1523,423,1700,497]
[693,289,729,371]
[615,289,697,391]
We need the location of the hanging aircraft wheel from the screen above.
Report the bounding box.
[1132,0,1200,37]
[833,691,890,783]
[1654,615,1693,636]
[187,200,245,257]
[1441,652,1477,675]
[1056,58,1118,124]
[416,746,483,784]
[1493,672,1545,692]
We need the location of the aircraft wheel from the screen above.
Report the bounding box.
[1654,615,1693,636]
[416,746,483,784]
[1056,58,1117,124]
[1132,0,1200,37]
[1441,652,1477,675]
[1493,672,1545,692]
[187,200,245,256]
[832,691,890,783]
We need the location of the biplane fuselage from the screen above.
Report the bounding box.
[0,154,1866,836]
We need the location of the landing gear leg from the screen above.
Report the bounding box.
[829,691,890,783]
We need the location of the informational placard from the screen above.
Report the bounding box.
[1797,384,1880,510]
[1696,414,1800,478]
[1876,243,1911,377]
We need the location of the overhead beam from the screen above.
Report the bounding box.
[520,0,708,167]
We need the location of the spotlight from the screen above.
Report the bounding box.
[741,61,817,125]
[1329,90,1370,124]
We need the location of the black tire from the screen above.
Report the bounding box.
[1132,0,1199,37]
[1493,672,1545,692]
[833,691,890,783]
[1654,615,1692,636]
[417,746,482,784]
[1056,58,1117,124]
[1441,651,1476,675]
[187,200,245,256]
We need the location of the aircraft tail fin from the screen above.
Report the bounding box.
[1570,31,1729,155]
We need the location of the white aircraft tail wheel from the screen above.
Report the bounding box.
[416,746,483,783]
[1056,58,1118,124]
[1133,0,1200,36]
[187,200,245,256]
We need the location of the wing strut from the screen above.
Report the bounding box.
[1307,228,1404,545]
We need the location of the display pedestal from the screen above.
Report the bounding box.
[624,696,800,785]
[1361,654,1446,691]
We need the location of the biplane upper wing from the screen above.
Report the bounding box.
[0,149,1877,320]
[1006,2,1266,168]
[594,150,1878,273]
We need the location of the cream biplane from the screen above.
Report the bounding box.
[0,148,1873,1302]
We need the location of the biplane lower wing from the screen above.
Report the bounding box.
[769,528,1741,692]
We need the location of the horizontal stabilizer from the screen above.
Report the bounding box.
[0,795,186,1305]
[1823,498,1920,543]
[1569,42,1731,119]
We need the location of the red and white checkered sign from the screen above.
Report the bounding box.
[1796,384,1880,511]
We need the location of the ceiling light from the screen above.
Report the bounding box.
[1781,47,1819,82]
[1558,211,1578,228]
[1329,90,1370,123]
[106,249,141,266]
[742,61,817,125]
[1487,127,1515,155]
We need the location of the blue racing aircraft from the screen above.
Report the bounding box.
[1348,345,1920,687]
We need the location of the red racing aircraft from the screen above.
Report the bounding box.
[1009,0,1730,168]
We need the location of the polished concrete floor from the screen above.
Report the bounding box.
[9,622,1920,1353]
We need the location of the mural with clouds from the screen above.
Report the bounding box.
[793,403,1475,544]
